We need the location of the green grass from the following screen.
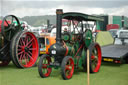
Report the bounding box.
[0,61,128,85]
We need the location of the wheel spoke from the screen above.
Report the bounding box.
[19,53,24,64]
[28,51,32,56]
[18,45,23,48]
[24,35,29,45]
[18,48,22,51]
[9,31,12,40]
[19,53,23,61]
[27,43,32,48]
[93,48,98,56]
[25,52,29,62]
[92,63,96,69]
[19,39,23,46]
[21,38,25,46]
[5,19,10,26]
[23,53,27,65]
[4,27,11,32]
[92,58,98,68]
[18,51,24,55]
[26,38,34,46]
[26,53,34,61]
[11,17,14,24]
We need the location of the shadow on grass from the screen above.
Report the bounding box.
[37,68,86,80]
[0,62,18,69]
[101,62,122,67]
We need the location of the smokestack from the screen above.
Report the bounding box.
[122,16,124,28]
[47,19,50,29]
[56,9,63,43]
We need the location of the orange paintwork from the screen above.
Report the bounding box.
[45,36,56,54]
[39,33,56,54]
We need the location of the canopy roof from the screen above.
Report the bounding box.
[62,12,104,21]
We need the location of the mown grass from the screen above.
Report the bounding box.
[0,61,128,85]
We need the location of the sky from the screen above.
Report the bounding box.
[0,0,128,18]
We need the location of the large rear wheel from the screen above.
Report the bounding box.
[88,43,102,73]
[10,31,39,68]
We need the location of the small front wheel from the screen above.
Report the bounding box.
[61,56,74,80]
[38,54,52,78]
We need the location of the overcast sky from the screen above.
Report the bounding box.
[0,0,128,18]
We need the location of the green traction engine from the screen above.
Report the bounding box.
[0,15,39,68]
[38,9,104,80]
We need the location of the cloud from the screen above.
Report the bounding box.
[104,6,128,16]
[1,0,128,17]
[5,5,105,17]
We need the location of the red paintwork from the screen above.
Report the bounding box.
[65,58,74,79]
[17,32,39,68]
[42,56,52,77]
[91,44,102,72]
[0,20,11,32]
[94,30,101,32]
[106,24,119,31]
[62,19,69,26]
[74,43,84,57]
[62,19,78,26]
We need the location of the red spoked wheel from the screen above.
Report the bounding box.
[88,43,102,73]
[38,54,52,78]
[61,56,74,80]
[10,31,39,68]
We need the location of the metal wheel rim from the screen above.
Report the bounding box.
[1,15,20,41]
[41,56,51,77]
[65,58,74,79]
[91,44,101,72]
[16,32,39,67]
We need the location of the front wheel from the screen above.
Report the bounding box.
[38,54,52,78]
[61,56,74,80]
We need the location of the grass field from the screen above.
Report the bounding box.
[1,60,128,85]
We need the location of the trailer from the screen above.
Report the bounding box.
[102,29,128,63]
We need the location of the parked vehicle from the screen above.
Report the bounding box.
[0,15,39,68]
[38,9,104,80]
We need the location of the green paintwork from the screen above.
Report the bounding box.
[84,29,93,47]
[62,12,104,21]
[13,21,24,30]
[63,35,70,41]
[113,16,122,28]
[59,12,98,68]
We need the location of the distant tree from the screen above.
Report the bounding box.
[20,15,56,27]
